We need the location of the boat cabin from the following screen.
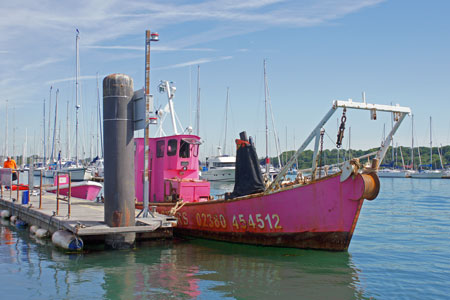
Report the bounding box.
[135,135,210,203]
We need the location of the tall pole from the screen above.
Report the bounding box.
[75,29,80,165]
[196,65,200,136]
[66,100,70,160]
[51,89,59,162]
[411,114,414,169]
[5,99,8,157]
[47,86,52,162]
[430,116,432,169]
[43,98,45,166]
[97,72,103,157]
[143,30,151,217]
[264,60,269,177]
[223,87,229,155]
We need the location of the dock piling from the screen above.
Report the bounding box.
[103,74,136,248]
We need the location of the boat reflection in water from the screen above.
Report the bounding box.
[0,223,364,299]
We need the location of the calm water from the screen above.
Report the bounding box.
[1,178,449,299]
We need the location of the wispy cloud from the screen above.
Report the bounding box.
[46,74,101,85]
[21,57,64,71]
[154,56,233,70]
[85,45,215,52]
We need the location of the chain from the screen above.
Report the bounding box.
[336,108,347,148]
[318,129,325,177]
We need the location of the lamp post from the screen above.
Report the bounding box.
[143,30,159,217]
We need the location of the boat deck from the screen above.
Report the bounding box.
[0,188,175,244]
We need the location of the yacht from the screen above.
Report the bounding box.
[201,154,236,181]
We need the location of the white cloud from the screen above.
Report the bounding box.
[46,75,101,85]
[85,45,215,52]
[154,56,233,70]
[21,57,64,71]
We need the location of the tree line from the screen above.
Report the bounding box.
[264,145,450,170]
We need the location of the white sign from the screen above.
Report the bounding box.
[0,168,12,186]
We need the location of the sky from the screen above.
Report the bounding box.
[1,0,450,161]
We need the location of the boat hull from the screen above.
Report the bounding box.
[409,171,442,179]
[47,181,103,201]
[42,168,87,181]
[378,170,407,178]
[139,173,375,251]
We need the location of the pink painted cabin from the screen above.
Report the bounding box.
[134,135,210,203]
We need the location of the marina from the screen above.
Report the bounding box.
[1,1,450,299]
[1,177,449,299]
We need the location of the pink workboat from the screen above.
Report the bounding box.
[47,174,103,201]
[135,99,411,250]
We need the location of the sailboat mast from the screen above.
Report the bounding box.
[196,65,201,136]
[264,60,269,177]
[223,87,229,155]
[23,128,27,166]
[47,86,52,163]
[5,99,8,157]
[430,116,432,169]
[96,72,103,157]
[411,114,414,169]
[43,98,45,166]
[75,29,80,164]
[66,100,70,160]
[51,89,59,162]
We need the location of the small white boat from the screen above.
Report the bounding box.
[42,161,87,181]
[378,168,407,178]
[201,155,236,182]
[409,169,442,179]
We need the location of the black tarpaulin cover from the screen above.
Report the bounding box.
[228,137,265,199]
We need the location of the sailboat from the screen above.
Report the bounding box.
[47,30,87,181]
[410,116,442,179]
[201,87,236,182]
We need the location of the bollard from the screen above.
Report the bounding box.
[103,74,136,248]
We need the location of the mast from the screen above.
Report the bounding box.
[47,86,52,162]
[264,60,269,177]
[196,65,200,136]
[12,106,15,160]
[23,128,27,167]
[223,87,229,155]
[430,116,432,169]
[50,89,59,162]
[96,72,103,157]
[4,99,8,157]
[411,114,414,169]
[66,100,70,160]
[43,98,46,166]
[75,29,80,165]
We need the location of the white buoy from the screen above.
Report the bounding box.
[35,229,50,239]
[0,210,11,219]
[10,216,17,224]
[52,230,83,251]
[30,225,39,235]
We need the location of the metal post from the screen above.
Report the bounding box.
[143,30,151,217]
[56,173,60,215]
[68,173,71,217]
[39,170,42,209]
[16,169,19,203]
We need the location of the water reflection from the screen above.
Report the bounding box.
[0,219,367,300]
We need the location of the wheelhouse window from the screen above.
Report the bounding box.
[179,139,190,158]
[167,139,177,156]
[156,140,165,158]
